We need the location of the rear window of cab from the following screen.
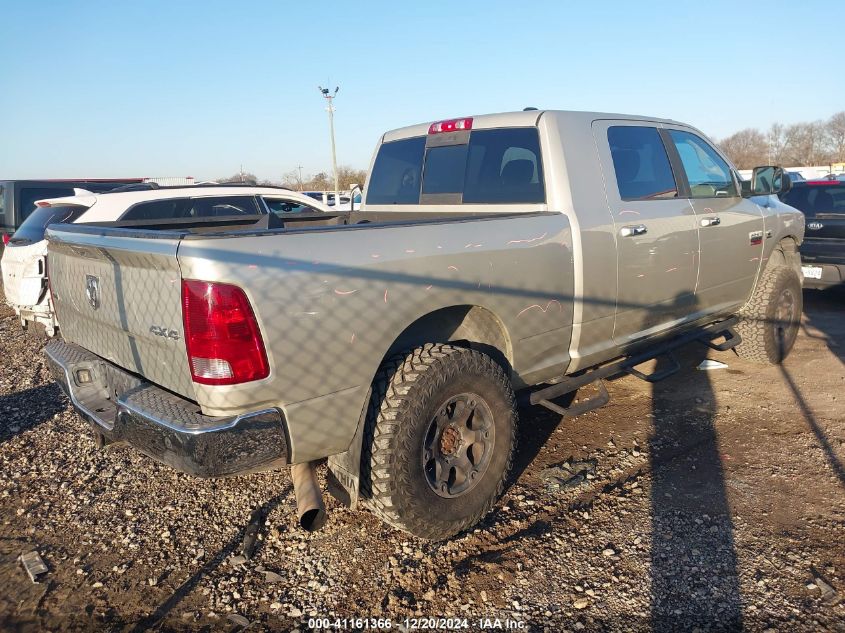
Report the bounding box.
[366,128,545,205]
[10,204,88,245]
[781,183,845,217]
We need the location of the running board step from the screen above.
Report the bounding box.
[622,351,680,383]
[698,325,741,352]
[537,380,610,420]
[528,316,740,412]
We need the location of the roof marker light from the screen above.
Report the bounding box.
[428,117,473,135]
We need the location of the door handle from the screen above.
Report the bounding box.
[700,216,721,227]
[620,224,647,237]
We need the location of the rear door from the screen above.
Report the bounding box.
[663,128,764,312]
[593,121,699,345]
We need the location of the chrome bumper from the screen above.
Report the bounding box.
[44,340,288,477]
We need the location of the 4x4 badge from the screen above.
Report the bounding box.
[85,275,100,310]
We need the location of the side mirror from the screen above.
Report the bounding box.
[744,166,789,197]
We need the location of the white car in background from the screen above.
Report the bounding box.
[303,187,363,211]
[1,184,329,336]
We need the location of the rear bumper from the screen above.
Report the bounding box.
[801,259,845,289]
[801,240,845,288]
[44,340,289,477]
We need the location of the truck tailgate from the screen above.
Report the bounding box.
[47,229,195,400]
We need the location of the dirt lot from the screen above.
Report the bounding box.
[0,290,843,632]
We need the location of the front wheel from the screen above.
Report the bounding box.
[735,264,802,364]
[361,344,516,540]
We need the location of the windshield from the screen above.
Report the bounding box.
[9,204,89,245]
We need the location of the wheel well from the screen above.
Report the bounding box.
[383,305,513,376]
[771,237,801,275]
[325,305,514,510]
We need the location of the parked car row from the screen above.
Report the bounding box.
[303,189,363,211]
[0,178,148,246]
[1,184,331,335]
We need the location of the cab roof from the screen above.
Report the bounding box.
[381,109,684,143]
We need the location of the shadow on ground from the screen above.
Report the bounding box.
[0,383,65,444]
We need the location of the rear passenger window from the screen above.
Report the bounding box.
[186,196,258,217]
[607,127,678,201]
[782,185,845,217]
[668,130,737,198]
[121,199,188,221]
[263,198,320,215]
[366,137,426,204]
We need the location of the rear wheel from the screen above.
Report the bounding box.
[361,344,516,540]
[735,264,802,364]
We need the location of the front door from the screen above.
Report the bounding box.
[663,128,764,313]
[593,121,699,346]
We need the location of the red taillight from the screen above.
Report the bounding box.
[2,233,9,246]
[181,280,269,385]
[807,180,843,186]
[429,117,473,134]
[35,200,51,207]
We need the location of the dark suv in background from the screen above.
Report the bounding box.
[0,179,144,248]
[780,179,845,289]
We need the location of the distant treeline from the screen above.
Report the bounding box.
[718,112,845,169]
[217,166,368,191]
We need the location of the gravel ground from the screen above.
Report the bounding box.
[1,290,843,632]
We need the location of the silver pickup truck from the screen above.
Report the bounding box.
[44,110,804,540]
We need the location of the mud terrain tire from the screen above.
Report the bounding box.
[361,344,516,540]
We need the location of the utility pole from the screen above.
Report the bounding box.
[297,165,304,191]
[318,85,340,201]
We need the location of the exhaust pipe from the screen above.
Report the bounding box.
[291,461,327,532]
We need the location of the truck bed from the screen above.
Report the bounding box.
[46,210,575,462]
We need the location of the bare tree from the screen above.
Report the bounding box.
[217,171,258,185]
[766,123,790,165]
[336,165,367,188]
[784,122,829,165]
[826,111,845,163]
[280,169,302,190]
[718,128,769,169]
[283,166,367,192]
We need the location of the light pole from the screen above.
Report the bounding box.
[318,85,340,201]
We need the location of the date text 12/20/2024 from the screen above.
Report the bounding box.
[307,617,527,630]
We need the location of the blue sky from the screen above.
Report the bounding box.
[1,0,839,181]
